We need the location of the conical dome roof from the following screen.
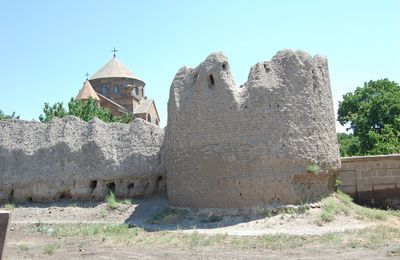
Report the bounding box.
[75,80,100,101]
[89,57,143,82]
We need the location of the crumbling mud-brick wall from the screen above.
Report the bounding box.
[166,50,341,208]
[0,116,165,203]
[338,155,400,209]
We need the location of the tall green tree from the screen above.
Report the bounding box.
[338,79,400,155]
[38,102,67,122]
[337,133,361,157]
[0,109,20,120]
[39,97,134,123]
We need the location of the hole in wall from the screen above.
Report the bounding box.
[106,182,116,193]
[222,63,227,70]
[127,182,134,190]
[239,193,242,196]
[193,73,198,83]
[28,197,33,202]
[312,69,317,80]
[58,190,71,200]
[263,64,271,73]
[155,176,163,191]
[208,74,215,88]
[89,180,97,192]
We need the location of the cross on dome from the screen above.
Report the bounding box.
[112,48,118,58]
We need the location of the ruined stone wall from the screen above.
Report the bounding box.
[338,155,400,209]
[0,116,165,203]
[166,50,341,208]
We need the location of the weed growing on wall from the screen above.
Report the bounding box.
[307,164,320,174]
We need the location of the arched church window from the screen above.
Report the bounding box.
[114,85,119,95]
[101,85,108,95]
[135,87,139,96]
[121,83,126,96]
[147,114,152,123]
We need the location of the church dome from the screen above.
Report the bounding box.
[89,57,143,82]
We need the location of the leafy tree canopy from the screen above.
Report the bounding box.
[0,109,20,120]
[39,97,134,123]
[338,79,400,156]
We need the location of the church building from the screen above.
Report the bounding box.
[75,53,160,126]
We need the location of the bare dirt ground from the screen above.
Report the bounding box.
[4,194,400,259]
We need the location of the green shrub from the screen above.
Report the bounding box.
[0,109,19,120]
[306,164,320,174]
[39,97,134,123]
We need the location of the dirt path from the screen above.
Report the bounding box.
[6,226,400,260]
[4,194,400,259]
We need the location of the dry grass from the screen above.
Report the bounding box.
[147,208,188,224]
[29,222,400,250]
[319,191,392,223]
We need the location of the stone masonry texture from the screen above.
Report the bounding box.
[0,116,165,203]
[166,50,341,208]
[338,154,400,209]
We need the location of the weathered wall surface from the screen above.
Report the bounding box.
[338,155,400,209]
[166,50,341,208]
[0,116,165,203]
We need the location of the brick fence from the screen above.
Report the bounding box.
[338,154,400,209]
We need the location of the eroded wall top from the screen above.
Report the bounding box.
[166,50,340,208]
[0,116,165,202]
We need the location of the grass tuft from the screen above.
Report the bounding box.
[43,243,59,255]
[122,199,132,205]
[3,202,15,209]
[104,191,133,210]
[306,164,320,174]
[105,191,119,209]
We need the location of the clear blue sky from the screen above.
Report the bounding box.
[0,0,399,130]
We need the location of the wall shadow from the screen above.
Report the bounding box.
[123,194,274,232]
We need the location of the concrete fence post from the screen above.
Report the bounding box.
[0,211,11,260]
